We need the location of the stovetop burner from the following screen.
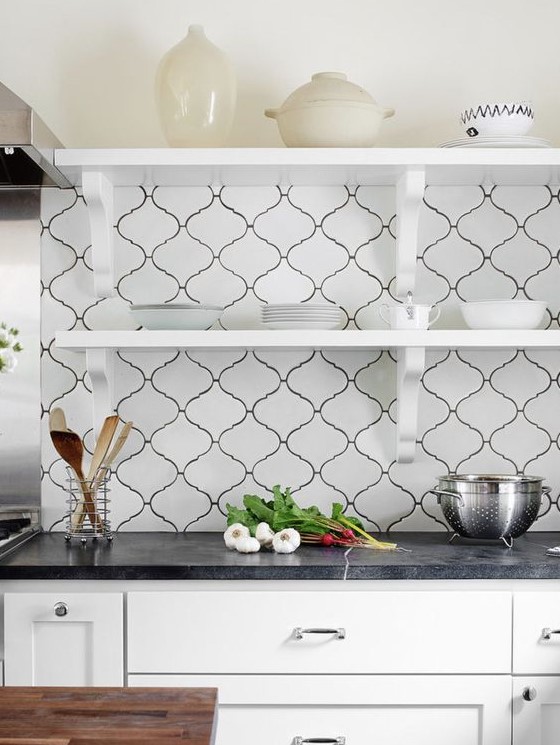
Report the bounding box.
[0,506,40,556]
[0,518,31,540]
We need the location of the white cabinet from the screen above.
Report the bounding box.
[127,590,511,674]
[513,677,560,745]
[4,592,124,686]
[514,592,560,674]
[513,592,560,744]
[127,588,512,743]
[130,674,512,745]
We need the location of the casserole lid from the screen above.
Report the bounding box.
[265,72,394,117]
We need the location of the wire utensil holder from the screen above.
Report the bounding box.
[63,466,113,542]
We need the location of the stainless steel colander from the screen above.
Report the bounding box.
[428,474,551,547]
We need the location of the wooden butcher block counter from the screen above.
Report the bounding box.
[0,687,217,744]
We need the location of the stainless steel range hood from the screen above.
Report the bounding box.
[0,81,70,188]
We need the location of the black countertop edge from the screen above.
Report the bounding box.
[0,531,560,580]
[3,565,560,581]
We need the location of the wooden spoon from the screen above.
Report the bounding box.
[48,407,67,433]
[87,415,120,482]
[50,429,99,529]
[71,414,120,530]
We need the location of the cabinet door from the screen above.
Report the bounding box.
[130,674,511,745]
[513,677,560,745]
[4,592,123,686]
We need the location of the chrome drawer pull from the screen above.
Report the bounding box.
[293,627,346,640]
[541,627,560,640]
[293,738,346,744]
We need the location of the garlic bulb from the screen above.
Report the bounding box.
[224,523,250,550]
[235,536,261,553]
[272,528,301,554]
[256,522,275,548]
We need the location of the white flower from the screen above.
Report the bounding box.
[0,349,17,374]
[272,528,301,554]
[0,323,21,375]
[223,523,250,550]
[235,536,261,553]
[0,328,12,346]
[255,522,275,548]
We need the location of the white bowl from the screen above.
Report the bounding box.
[130,304,223,330]
[460,102,534,137]
[460,300,547,330]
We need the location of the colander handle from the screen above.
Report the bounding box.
[427,488,465,507]
[542,486,552,495]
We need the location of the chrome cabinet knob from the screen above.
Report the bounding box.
[522,686,537,701]
[53,601,69,617]
[541,627,560,640]
[293,738,345,744]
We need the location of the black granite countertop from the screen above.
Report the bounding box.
[0,531,560,580]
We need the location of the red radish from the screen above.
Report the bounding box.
[321,533,336,546]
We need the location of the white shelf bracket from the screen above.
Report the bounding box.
[82,170,115,298]
[86,348,115,437]
[395,167,426,300]
[395,346,426,463]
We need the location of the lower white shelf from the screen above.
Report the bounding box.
[56,328,560,351]
[55,328,560,463]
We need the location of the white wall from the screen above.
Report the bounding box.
[0,0,558,148]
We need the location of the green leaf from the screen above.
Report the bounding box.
[225,503,259,534]
[243,494,275,524]
[331,503,365,531]
[331,503,344,521]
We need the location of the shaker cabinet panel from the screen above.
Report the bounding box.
[513,592,560,673]
[130,674,511,745]
[4,592,124,686]
[127,590,511,674]
[513,677,560,745]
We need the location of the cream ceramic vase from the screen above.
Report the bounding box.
[155,25,236,147]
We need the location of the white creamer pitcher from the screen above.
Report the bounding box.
[379,293,440,330]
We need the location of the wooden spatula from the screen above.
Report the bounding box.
[87,415,120,482]
[71,415,120,530]
[93,421,133,489]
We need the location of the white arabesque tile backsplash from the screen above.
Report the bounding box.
[41,184,560,532]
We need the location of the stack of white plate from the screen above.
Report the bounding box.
[261,303,344,330]
[439,135,551,148]
[130,303,223,330]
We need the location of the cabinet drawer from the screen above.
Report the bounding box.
[127,590,511,674]
[129,674,511,745]
[514,592,560,673]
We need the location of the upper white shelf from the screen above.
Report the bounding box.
[54,147,560,187]
[56,329,560,352]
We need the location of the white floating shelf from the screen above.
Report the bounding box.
[56,329,560,352]
[56,328,560,463]
[55,147,560,188]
